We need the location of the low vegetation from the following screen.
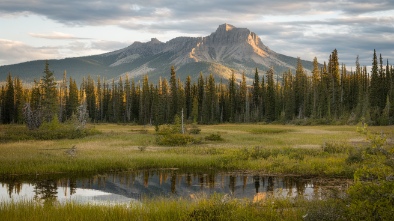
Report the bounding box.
[0,123,393,220]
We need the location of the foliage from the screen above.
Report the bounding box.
[347,124,394,220]
[321,141,353,154]
[0,117,100,142]
[249,128,294,134]
[303,199,348,221]
[0,195,307,221]
[156,133,198,146]
[204,133,223,141]
[2,50,394,126]
[188,123,201,134]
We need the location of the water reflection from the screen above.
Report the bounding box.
[0,170,350,205]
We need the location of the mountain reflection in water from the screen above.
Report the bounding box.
[0,170,350,205]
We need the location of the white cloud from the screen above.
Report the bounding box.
[0,39,59,65]
[29,32,91,40]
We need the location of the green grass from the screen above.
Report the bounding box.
[0,195,324,221]
[1,123,393,220]
[0,123,385,177]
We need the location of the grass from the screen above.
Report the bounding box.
[0,194,333,221]
[0,123,379,177]
[1,123,393,220]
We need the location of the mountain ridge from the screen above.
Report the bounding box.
[0,24,314,84]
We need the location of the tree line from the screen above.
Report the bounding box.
[1,49,393,127]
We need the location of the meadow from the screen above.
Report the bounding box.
[0,123,380,177]
[1,123,393,220]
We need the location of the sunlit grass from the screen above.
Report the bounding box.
[0,123,378,176]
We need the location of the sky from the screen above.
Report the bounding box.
[0,0,393,69]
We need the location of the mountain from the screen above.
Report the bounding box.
[0,24,314,84]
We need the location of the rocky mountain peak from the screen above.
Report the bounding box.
[150,38,162,44]
[208,24,259,46]
[0,24,314,84]
[216,23,235,32]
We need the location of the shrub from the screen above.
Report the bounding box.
[249,128,294,134]
[322,141,352,154]
[0,123,100,142]
[188,124,201,134]
[156,134,197,146]
[303,199,348,221]
[204,133,223,141]
[346,148,363,164]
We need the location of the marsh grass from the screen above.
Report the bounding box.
[249,128,295,134]
[0,194,318,221]
[0,123,372,177]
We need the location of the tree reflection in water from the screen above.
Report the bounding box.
[0,171,350,204]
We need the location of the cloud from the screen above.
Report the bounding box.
[0,0,393,67]
[0,38,133,65]
[0,39,59,65]
[29,32,91,40]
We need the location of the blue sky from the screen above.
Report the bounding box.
[0,0,393,69]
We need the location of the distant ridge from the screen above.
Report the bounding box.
[0,24,314,84]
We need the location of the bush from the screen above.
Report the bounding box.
[204,133,223,141]
[346,148,363,164]
[0,123,100,142]
[156,134,197,146]
[188,124,201,134]
[322,141,352,154]
[249,128,294,134]
[303,199,348,221]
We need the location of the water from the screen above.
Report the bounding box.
[0,170,350,205]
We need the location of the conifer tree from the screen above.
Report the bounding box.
[239,72,247,122]
[185,76,192,120]
[14,76,25,123]
[265,67,276,122]
[283,70,295,121]
[197,73,205,123]
[66,77,79,119]
[170,66,178,119]
[2,73,14,123]
[228,72,237,122]
[312,57,320,118]
[252,68,261,121]
[40,61,58,122]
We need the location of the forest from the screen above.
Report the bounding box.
[1,49,393,127]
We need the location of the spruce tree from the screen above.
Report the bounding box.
[3,73,14,123]
[170,66,178,119]
[40,61,58,122]
[252,68,261,121]
[66,77,79,119]
[265,67,276,122]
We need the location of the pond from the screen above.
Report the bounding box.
[0,170,351,205]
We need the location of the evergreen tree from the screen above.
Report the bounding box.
[239,72,247,122]
[265,67,276,122]
[283,70,295,121]
[252,68,261,121]
[2,73,15,123]
[197,73,205,123]
[369,49,380,109]
[312,57,320,118]
[169,66,178,119]
[228,72,237,122]
[66,77,79,119]
[185,76,192,120]
[329,49,340,118]
[295,57,307,118]
[40,61,58,122]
